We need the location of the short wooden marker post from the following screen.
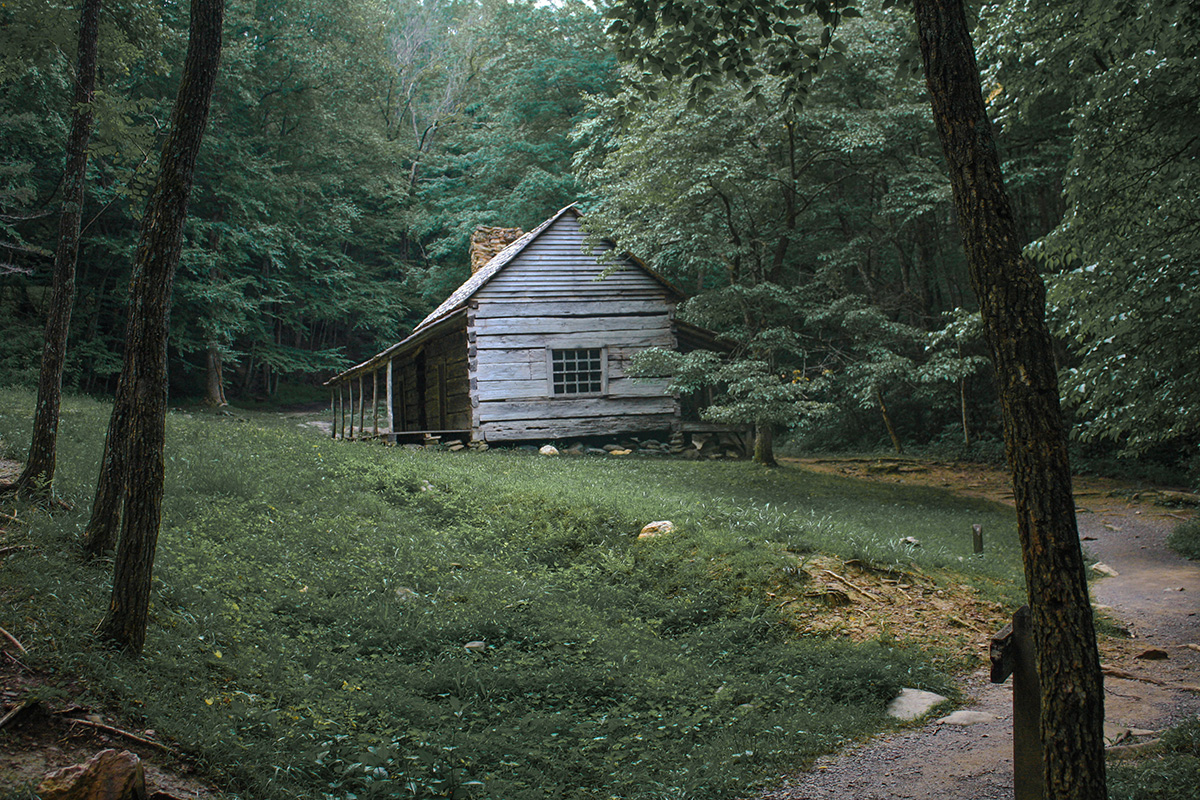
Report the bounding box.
[990,605,1044,800]
[973,523,984,554]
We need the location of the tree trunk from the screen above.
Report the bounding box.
[13,0,102,498]
[92,0,225,654]
[876,387,903,455]
[203,343,227,406]
[960,375,971,449]
[753,423,776,466]
[911,1,1106,797]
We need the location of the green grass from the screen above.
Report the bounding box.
[0,388,1026,799]
[1167,518,1200,561]
[1107,717,1200,800]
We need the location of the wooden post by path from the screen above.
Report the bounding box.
[991,605,1044,800]
[347,379,355,439]
[330,388,336,439]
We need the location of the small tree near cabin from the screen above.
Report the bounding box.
[90,0,225,653]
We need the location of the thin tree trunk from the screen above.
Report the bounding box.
[93,0,225,654]
[13,0,102,498]
[753,423,776,466]
[912,1,1106,796]
[960,375,971,448]
[80,375,131,555]
[875,387,903,455]
[203,343,227,406]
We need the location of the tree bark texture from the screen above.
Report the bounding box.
[204,343,228,406]
[876,387,903,455]
[753,423,776,466]
[14,0,102,498]
[93,0,225,654]
[911,1,1106,797]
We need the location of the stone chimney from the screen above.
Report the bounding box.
[469,226,524,274]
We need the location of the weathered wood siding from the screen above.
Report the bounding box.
[469,213,678,441]
[390,327,471,432]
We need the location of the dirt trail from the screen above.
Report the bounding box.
[753,460,1200,800]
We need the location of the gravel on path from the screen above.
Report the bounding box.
[750,495,1200,800]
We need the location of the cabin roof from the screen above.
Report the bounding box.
[412,203,682,336]
[326,204,686,386]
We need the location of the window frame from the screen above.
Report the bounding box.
[546,346,608,398]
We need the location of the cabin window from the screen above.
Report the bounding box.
[549,348,605,395]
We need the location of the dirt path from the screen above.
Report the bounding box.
[752,462,1200,800]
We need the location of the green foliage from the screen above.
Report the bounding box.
[0,388,1026,798]
[581,8,986,455]
[0,0,617,398]
[1107,717,1200,800]
[1167,518,1200,562]
[982,1,1200,456]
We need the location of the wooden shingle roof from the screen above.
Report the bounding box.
[326,203,684,385]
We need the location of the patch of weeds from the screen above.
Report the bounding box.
[1107,717,1200,800]
[1167,518,1200,561]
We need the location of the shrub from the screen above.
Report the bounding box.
[1167,518,1200,561]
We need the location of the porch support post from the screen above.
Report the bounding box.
[356,374,366,439]
[385,360,394,433]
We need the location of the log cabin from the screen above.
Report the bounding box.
[324,204,728,445]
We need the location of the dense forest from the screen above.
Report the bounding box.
[1,0,1196,474]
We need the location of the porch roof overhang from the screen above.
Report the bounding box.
[323,308,469,386]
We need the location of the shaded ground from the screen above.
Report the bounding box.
[2,454,1197,798]
[750,458,1200,800]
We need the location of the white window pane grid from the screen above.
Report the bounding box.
[552,348,603,394]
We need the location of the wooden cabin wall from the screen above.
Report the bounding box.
[470,213,678,441]
[390,328,470,432]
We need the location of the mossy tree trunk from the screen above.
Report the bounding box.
[92,0,225,654]
[753,423,776,466]
[13,0,102,499]
[912,0,1106,796]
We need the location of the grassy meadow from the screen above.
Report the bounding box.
[0,388,1027,799]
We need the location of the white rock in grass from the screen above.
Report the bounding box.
[464,641,486,653]
[539,445,560,456]
[638,521,675,539]
[887,688,948,721]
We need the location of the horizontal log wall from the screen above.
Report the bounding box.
[470,212,678,441]
[391,327,471,432]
